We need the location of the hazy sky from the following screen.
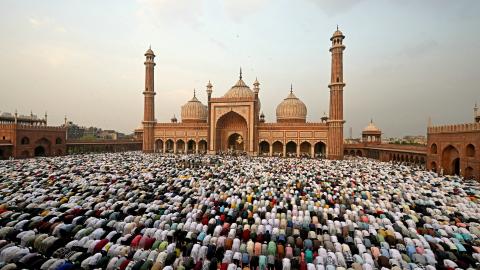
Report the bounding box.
[1,0,479,137]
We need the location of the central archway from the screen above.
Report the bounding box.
[215,111,248,152]
[442,145,460,175]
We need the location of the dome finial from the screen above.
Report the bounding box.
[239,67,242,79]
[370,118,373,124]
[290,83,293,94]
[337,24,339,31]
[193,88,196,97]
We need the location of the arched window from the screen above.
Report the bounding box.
[21,137,30,145]
[430,143,437,154]
[55,137,63,144]
[466,144,475,157]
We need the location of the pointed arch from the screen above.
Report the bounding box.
[300,141,311,157]
[272,141,283,157]
[314,141,326,158]
[259,141,270,156]
[286,141,297,157]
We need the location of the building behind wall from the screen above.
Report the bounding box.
[0,111,66,159]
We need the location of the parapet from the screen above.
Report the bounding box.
[427,123,480,134]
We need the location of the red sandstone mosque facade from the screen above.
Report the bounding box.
[138,28,346,159]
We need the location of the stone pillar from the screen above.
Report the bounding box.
[185,141,188,154]
[195,141,199,154]
[269,143,273,156]
[173,141,177,154]
[327,27,345,160]
[311,144,315,158]
[296,143,300,157]
[163,142,166,153]
[283,143,286,157]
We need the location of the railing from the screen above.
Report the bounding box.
[259,122,328,127]
[66,139,142,145]
[428,123,480,134]
[345,143,427,154]
[0,123,65,130]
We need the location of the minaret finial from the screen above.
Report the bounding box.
[193,88,196,97]
[239,67,242,79]
[290,83,293,93]
[370,118,373,124]
[337,24,339,31]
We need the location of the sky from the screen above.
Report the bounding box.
[0,0,479,137]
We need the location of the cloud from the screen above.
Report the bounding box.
[136,0,203,28]
[222,0,270,23]
[399,39,439,58]
[307,0,365,16]
[28,16,67,33]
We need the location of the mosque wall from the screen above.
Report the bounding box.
[427,125,480,180]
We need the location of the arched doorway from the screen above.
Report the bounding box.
[35,138,51,156]
[0,149,4,160]
[272,141,283,157]
[259,141,270,156]
[227,133,245,151]
[34,146,46,157]
[198,140,207,154]
[215,111,248,152]
[349,150,355,156]
[465,167,474,180]
[314,142,326,158]
[155,139,164,153]
[300,141,311,157]
[356,150,363,157]
[176,140,185,154]
[187,140,196,154]
[165,139,174,153]
[286,141,297,157]
[442,145,460,175]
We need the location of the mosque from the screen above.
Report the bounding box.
[137,27,346,159]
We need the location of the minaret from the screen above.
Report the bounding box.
[327,26,346,160]
[253,77,260,155]
[474,103,480,123]
[142,46,156,153]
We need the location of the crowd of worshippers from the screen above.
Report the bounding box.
[0,152,480,270]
